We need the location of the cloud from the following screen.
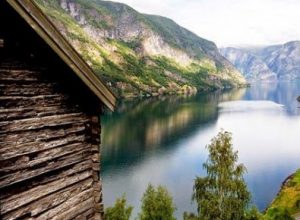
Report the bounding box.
[106,0,300,47]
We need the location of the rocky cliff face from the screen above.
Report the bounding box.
[221,41,300,82]
[257,41,300,80]
[220,47,277,82]
[35,0,245,97]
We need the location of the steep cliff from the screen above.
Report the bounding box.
[221,41,300,82]
[220,47,277,82]
[257,41,300,80]
[35,0,245,97]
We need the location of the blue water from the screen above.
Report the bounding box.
[101,81,300,218]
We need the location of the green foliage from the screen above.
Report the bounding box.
[264,169,300,217]
[183,212,199,220]
[34,0,245,98]
[184,199,264,220]
[105,195,133,220]
[139,184,176,220]
[193,130,251,220]
[117,39,142,51]
[244,207,263,220]
[263,207,294,220]
[143,14,215,59]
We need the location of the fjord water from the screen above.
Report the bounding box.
[102,81,300,217]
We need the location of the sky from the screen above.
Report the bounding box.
[109,0,300,47]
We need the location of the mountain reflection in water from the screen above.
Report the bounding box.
[102,89,245,171]
[102,81,300,218]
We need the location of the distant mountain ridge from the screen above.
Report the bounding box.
[220,47,277,82]
[34,0,245,98]
[220,41,300,82]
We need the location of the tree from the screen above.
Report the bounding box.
[263,207,294,220]
[244,207,263,220]
[183,212,199,220]
[105,195,133,220]
[193,130,251,220]
[139,184,176,220]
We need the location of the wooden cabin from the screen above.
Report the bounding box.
[0,0,116,219]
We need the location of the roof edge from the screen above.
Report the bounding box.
[7,0,116,111]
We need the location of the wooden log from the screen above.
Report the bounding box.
[89,114,103,219]
[0,61,103,219]
[2,178,94,220]
[94,202,104,214]
[0,82,60,96]
[94,213,103,220]
[89,115,104,219]
[0,123,85,146]
[0,105,80,121]
[0,149,92,188]
[0,133,86,161]
[1,142,88,172]
[92,153,100,163]
[74,208,94,220]
[0,160,92,200]
[0,69,43,82]
[1,170,93,214]
[0,113,89,134]
[38,192,94,220]
[0,94,69,109]
[0,60,43,68]
[92,162,100,172]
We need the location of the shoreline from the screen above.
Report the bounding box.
[265,169,300,217]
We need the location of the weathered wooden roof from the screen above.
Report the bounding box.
[6,0,116,111]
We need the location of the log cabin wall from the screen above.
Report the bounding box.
[0,63,103,219]
[0,2,104,219]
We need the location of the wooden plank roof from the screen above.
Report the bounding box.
[6,0,116,111]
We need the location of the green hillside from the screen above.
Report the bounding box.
[34,0,246,98]
[265,170,300,219]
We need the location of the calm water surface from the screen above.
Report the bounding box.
[102,81,300,218]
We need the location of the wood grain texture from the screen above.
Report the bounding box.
[3,178,94,219]
[0,62,103,219]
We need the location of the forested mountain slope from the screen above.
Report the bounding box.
[35,0,245,97]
